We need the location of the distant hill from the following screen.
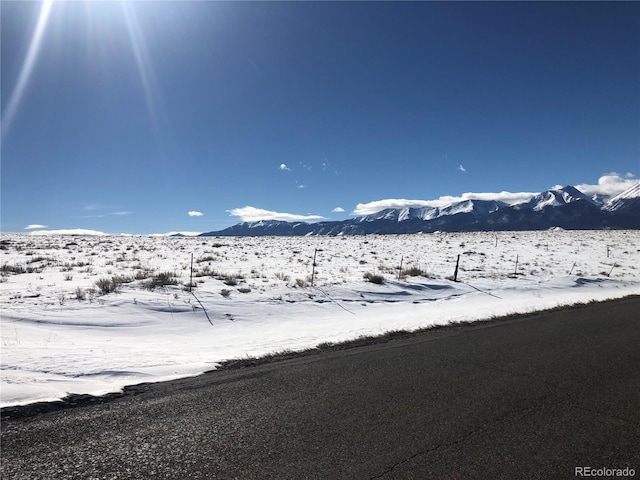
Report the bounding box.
[201,183,640,236]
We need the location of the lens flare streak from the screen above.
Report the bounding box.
[120,1,162,136]
[2,0,54,139]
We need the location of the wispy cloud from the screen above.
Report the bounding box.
[278,163,291,171]
[332,207,345,213]
[228,206,325,223]
[25,224,47,230]
[321,161,339,175]
[79,204,132,218]
[188,211,203,217]
[457,164,467,173]
[82,203,109,211]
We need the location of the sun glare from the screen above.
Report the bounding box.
[119,0,163,136]
[2,0,166,141]
[2,0,54,140]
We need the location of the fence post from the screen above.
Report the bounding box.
[189,253,194,292]
[453,254,460,282]
[311,249,318,286]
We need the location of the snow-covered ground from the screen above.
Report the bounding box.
[1,230,638,407]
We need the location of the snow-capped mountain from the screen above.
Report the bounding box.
[358,200,507,223]
[603,182,640,213]
[513,186,594,211]
[358,206,437,223]
[201,184,639,237]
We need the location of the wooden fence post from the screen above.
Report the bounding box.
[311,249,318,286]
[189,253,194,292]
[453,254,460,282]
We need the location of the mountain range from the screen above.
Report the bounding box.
[201,183,640,237]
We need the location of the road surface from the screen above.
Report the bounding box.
[2,296,639,479]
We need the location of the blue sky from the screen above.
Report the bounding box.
[2,1,638,234]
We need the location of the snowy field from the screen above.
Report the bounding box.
[1,230,638,408]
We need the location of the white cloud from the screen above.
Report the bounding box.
[278,163,291,171]
[28,229,108,236]
[25,224,47,230]
[575,173,638,198]
[457,164,466,173]
[353,199,436,215]
[82,203,116,212]
[297,184,306,189]
[228,206,325,223]
[332,207,345,213]
[188,211,203,217]
[353,191,537,215]
[78,205,131,218]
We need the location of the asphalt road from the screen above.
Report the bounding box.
[2,296,639,479]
